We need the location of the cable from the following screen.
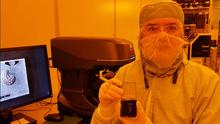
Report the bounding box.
[114,0,117,39]
[37,96,57,117]
[18,119,22,124]
[43,107,52,118]
[48,58,54,68]
[13,107,43,113]
[13,98,54,113]
[57,69,62,88]
[41,68,62,117]
[54,0,60,36]
[39,97,57,106]
[39,101,57,105]
[44,58,62,117]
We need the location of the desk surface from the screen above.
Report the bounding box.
[11,101,83,124]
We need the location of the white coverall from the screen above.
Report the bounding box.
[91,59,220,124]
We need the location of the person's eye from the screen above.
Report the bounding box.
[146,26,159,32]
[166,25,177,32]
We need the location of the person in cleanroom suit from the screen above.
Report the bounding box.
[90,0,220,124]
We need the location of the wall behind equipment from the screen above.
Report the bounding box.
[0,0,61,96]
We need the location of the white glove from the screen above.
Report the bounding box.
[116,101,153,124]
[98,78,124,117]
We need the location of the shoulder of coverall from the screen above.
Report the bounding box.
[183,60,220,90]
[186,60,219,78]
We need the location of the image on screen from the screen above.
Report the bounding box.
[0,58,29,102]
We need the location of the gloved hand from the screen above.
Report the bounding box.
[116,101,153,124]
[98,78,124,117]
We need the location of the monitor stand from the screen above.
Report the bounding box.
[0,110,12,124]
[0,111,36,124]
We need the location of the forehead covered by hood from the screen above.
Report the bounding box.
[139,0,184,27]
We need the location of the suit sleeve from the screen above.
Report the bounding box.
[90,67,127,124]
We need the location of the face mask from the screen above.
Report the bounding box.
[139,32,186,69]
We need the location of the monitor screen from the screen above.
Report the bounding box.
[0,45,52,112]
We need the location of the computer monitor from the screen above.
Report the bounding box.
[0,45,52,123]
[189,33,211,58]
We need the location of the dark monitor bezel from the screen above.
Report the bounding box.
[0,45,53,112]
